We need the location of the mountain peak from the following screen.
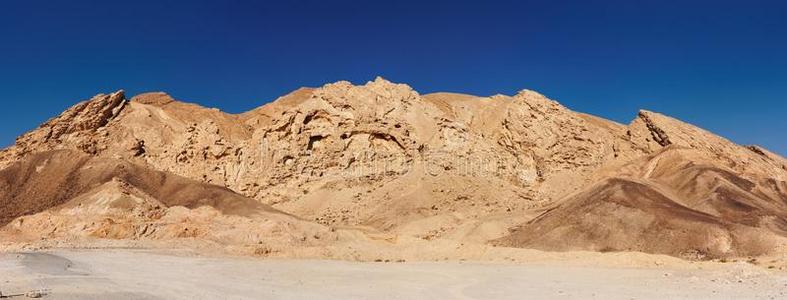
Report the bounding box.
[131,92,175,106]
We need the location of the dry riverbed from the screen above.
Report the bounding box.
[1,249,786,299]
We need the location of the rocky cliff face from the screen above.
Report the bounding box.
[2,78,786,259]
[0,91,127,165]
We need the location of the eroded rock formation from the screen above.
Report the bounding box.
[2,77,786,259]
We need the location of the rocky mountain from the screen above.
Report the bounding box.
[1,77,786,260]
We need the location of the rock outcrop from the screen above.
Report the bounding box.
[1,78,786,259]
[0,91,126,166]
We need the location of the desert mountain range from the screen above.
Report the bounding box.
[2,77,786,261]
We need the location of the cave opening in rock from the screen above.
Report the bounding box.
[308,135,326,151]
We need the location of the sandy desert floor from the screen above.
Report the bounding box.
[1,250,786,300]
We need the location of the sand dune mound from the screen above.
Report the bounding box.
[498,148,787,258]
[0,150,279,225]
[496,177,784,259]
[2,78,787,260]
[0,150,332,253]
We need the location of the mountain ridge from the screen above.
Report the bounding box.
[1,77,786,260]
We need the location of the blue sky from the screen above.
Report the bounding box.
[1,0,785,155]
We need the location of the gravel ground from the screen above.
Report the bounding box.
[1,250,786,300]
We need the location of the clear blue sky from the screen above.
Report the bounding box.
[1,0,785,155]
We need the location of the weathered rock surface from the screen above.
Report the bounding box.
[1,77,786,259]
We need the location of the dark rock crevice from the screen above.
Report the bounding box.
[638,111,672,147]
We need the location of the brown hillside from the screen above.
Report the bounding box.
[2,78,786,260]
